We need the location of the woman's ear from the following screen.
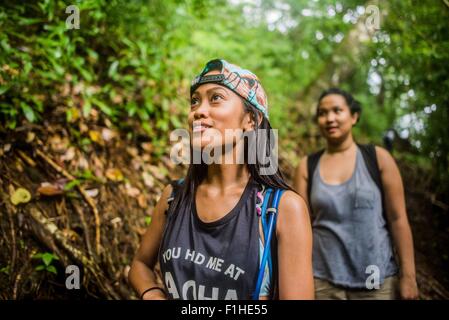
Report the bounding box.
[351,112,360,125]
[256,110,263,127]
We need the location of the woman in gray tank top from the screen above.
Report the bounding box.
[129,59,314,300]
[294,88,418,300]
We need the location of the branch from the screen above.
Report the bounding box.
[34,148,102,255]
[28,207,120,299]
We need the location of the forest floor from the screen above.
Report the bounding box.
[400,162,449,299]
[0,122,448,299]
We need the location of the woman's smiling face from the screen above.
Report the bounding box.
[188,71,253,151]
[317,94,358,142]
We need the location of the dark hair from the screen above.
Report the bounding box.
[316,88,362,123]
[168,100,293,217]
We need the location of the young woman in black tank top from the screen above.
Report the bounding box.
[129,59,313,300]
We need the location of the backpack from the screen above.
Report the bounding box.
[252,187,284,300]
[166,179,284,300]
[306,143,386,221]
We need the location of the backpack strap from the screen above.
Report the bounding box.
[259,188,273,277]
[357,143,387,223]
[253,188,285,300]
[306,149,324,214]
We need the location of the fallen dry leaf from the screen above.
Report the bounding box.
[79,122,89,133]
[26,132,36,143]
[37,182,64,196]
[125,183,140,197]
[11,187,32,205]
[67,107,80,122]
[137,194,148,209]
[126,147,138,157]
[73,81,85,95]
[49,135,69,153]
[148,165,165,181]
[141,142,153,152]
[106,168,124,181]
[89,130,104,145]
[60,146,76,162]
[110,217,122,228]
[142,171,154,188]
[112,94,123,104]
[131,158,143,171]
[85,188,99,198]
[102,128,117,142]
[78,155,89,170]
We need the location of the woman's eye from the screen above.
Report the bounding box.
[190,98,199,106]
[211,94,222,102]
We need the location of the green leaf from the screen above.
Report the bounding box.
[18,18,43,26]
[126,101,137,117]
[170,116,182,128]
[20,102,36,122]
[65,191,79,199]
[0,86,10,95]
[144,216,152,226]
[86,48,99,61]
[35,265,45,271]
[32,253,43,259]
[64,179,81,191]
[82,100,92,118]
[7,120,16,129]
[82,170,94,180]
[46,265,57,275]
[108,61,119,78]
[92,98,113,116]
[42,252,54,266]
[0,266,10,275]
[81,137,92,146]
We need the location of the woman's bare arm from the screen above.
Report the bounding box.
[128,184,173,299]
[376,146,419,299]
[293,157,309,205]
[276,190,314,299]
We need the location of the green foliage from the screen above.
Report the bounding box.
[365,0,449,193]
[1,0,447,193]
[63,178,81,191]
[0,265,10,275]
[33,252,60,275]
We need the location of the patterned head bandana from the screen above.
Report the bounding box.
[190,59,269,119]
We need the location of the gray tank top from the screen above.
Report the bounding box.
[310,147,398,288]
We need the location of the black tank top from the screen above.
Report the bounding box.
[159,178,261,300]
